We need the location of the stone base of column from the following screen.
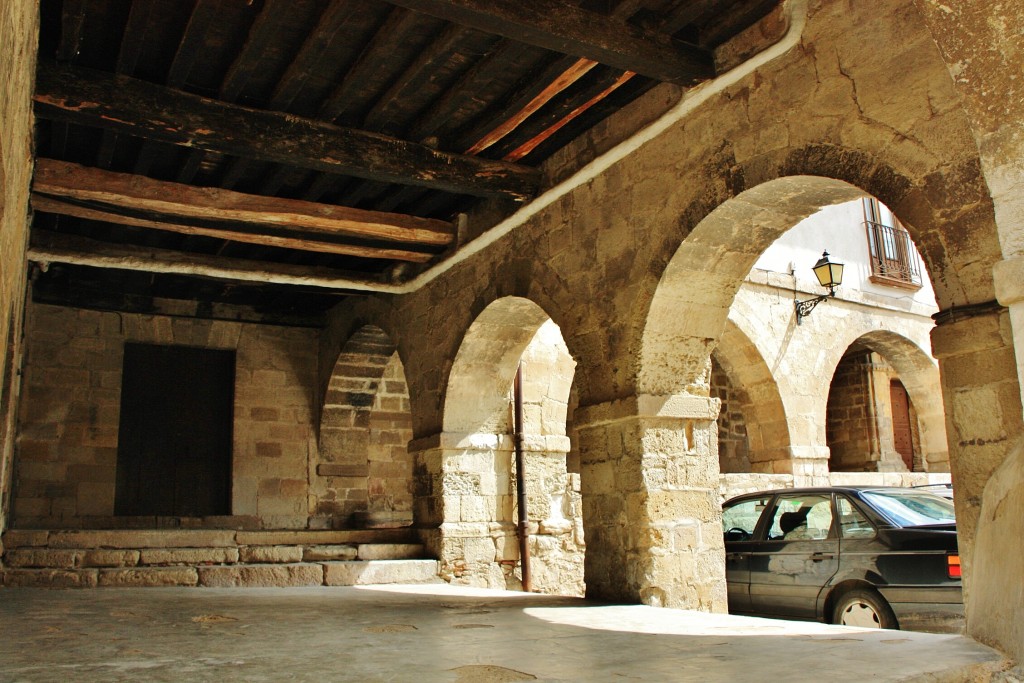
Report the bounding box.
[576,394,728,612]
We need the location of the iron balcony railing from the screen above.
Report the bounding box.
[864,220,922,286]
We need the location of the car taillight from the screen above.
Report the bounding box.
[947,554,961,579]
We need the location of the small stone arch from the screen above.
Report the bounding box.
[825,330,948,473]
[712,319,792,473]
[444,296,554,434]
[315,325,413,528]
[439,297,583,594]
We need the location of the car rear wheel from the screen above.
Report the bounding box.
[832,588,898,629]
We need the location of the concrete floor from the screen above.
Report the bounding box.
[0,584,1005,682]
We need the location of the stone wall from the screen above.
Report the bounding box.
[315,327,414,529]
[366,352,414,519]
[0,0,38,542]
[826,351,877,471]
[710,356,751,474]
[13,303,319,529]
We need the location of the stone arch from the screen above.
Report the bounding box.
[825,330,948,474]
[637,143,1002,399]
[712,319,791,473]
[444,296,554,434]
[315,325,413,528]
[639,176,868,397]
[435,296,583,593]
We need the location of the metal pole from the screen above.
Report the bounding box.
[513,362,531,592]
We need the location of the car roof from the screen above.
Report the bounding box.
[723,486,945,504]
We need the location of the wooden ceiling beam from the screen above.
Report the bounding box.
[34,159,454,245]
[383,0,714,85]
[32,196,438,263]
[35,61,541,201]
[29,231,400,293]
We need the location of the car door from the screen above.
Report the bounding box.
[722,495,772,614]
[748,492,840,619]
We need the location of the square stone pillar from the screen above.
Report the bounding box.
[995,256,1024,408]
[574,394,727,611]
[409,432,514,589]
[931,307,1024,612]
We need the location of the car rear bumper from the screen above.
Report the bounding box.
[879,585,964,634]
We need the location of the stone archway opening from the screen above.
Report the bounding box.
[825,332,949,476]
[437,297,581,594]
[630,174,979,609]
[711,321,792,476]
[316,325,413,529]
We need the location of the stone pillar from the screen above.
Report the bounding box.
[409,431,514,589]
[574,394,727,611]
[867,354,904,472]
[994,256,1024,411]
[930,308,1024,618]
[517,435,583,596]
[787,444,832,487]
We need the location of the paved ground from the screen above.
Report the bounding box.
[0,584,1005,682]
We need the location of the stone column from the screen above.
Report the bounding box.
[930,308,1024,614]
[517,435,583,596]
[994,257,1024,410]
[574,394,727,611]
[409,431,514,589]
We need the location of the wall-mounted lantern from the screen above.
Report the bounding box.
[795,250,844,325]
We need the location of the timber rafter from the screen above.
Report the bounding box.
[34,61,542,201]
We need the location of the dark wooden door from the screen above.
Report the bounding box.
[890,380,914,471]
[115,344,235,516]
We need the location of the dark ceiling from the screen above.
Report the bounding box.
[29,0,780,325]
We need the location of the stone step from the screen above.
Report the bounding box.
[2,560,442,589]
[3,543,427,569]
[323,560,442,586]
[1,528,419,550]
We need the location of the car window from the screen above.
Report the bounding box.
[767,494,834,541]
[860,490,956,527]
[837,495,875,539]
[722,496,770,541]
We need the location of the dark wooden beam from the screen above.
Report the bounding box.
[383,0,714,85]
[465,57,598,155]
[96,0,158,169]
[317,7,424,123]
[57,0,88,62]
[29,230,400,292]
[698,0,780,48]
[362,23,468,132]
[35,61,541,201]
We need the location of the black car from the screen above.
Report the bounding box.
[721,486,962,632]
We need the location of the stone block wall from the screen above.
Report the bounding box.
[826,350,920,473]
[366,353,413,518]
[710,357,751,474]
[315,326,414,529]
[13,303,319,529]
[825,351,878,471]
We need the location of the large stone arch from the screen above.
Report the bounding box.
[315,325,413,529]
[712,319,791,473]
[637,161,998,399]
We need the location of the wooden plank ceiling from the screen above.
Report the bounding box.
[30,0,780,324]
